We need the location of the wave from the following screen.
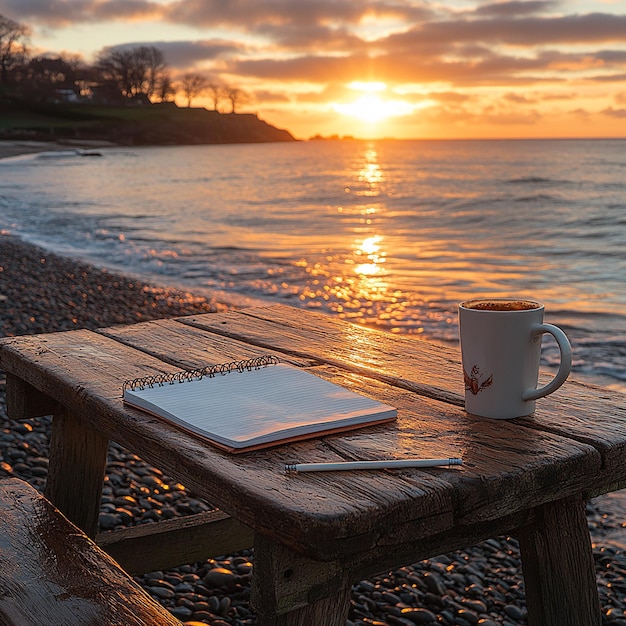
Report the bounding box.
[506,176,572,185]
[513,193,560,202]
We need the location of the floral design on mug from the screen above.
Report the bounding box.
[464,365,493,395]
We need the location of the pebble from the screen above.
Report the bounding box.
[2,234,626,625]
[399,607,437,623]
[204,567,238,591]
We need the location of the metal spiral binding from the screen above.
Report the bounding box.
[122,354,280,392]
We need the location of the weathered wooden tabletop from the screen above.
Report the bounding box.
[1,303,625,625]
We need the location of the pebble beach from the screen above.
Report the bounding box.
[2,143,626,626]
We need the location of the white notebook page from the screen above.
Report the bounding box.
[123,363,396,448]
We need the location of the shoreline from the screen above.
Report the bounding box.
[0,138,118,160]
[0,233,232,338]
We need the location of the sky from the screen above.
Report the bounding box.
[2,0,626,140]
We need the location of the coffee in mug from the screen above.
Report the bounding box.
[458,299,572,419]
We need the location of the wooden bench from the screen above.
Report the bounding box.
[2,304,626,624]
[0,478,182,626]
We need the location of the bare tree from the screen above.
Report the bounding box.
[179,72,209,107]
[224,86,249,113]
[0,14,30,85]
[207,82,225,111]
[140,46,167,99]
[96,45,169,101]
[97,48,137,99]
[155,73,176,102]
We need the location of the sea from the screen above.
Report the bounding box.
[1,137,626,544]
[0,138,625,395]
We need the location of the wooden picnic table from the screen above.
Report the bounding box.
[1,303,625,625]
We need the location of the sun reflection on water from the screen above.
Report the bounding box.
[282,144,461,341]
[354,235,385,276]
[356,150,384,195]
[294,144,411,330]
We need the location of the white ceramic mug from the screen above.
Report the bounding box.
[458,299,572,419]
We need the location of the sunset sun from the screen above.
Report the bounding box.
[332,82,414,124]
[334,94,391,123]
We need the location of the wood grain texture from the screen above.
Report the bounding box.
[180,305,626,487]
[5,372,57,419]
[96,509,254,574]
[45,406,109,538]
[179,305,464,404]
[518,494,601,626]
[518,381,626,480]
[251,532,351,625]
[0,327,603,560]
[0,478,181,626]
[96,317,313,370]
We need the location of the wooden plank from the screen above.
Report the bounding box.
[178,305,464,404]
[5,372,58,419]
[252,494,602,625]
[517,380,626,479]
[249,507,538,614]
[518,494,601,626]
[321,390,602,527]
[45,407,109,538]
[0,478,181,626]
[96,317,312,369]
[343,507,537,585]
[96,510,254,574]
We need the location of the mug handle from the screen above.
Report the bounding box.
[522,324,572,401]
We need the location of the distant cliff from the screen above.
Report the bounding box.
[0,100,297,145]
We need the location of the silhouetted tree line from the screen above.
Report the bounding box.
[0,13,249,112]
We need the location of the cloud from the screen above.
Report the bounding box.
[229,45,625,89]
[569,107,592,120]
[417,91,471,104]
[482,108,543,125]
[230,54,377,83]
[475,1,556,18]
[602,106,626,119]
[382,13,626,51]
[0,0,163,26]
[161,0,432,30]
[100,39,246,69]
[504,92,537,104]
[591,73,626,82]
[253,89,291,104]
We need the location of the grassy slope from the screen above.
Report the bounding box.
[0,100,296,144]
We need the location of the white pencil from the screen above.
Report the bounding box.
[284,457,463,473]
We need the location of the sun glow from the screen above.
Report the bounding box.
[347,81,387,93]
[333,82,415,123]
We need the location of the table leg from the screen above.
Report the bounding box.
[44,407,109,538]
[517,494,601,626]
[251,533,351,626]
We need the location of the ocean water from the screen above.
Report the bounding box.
[1,139,625,393]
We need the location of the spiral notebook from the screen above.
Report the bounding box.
[122,356,397,453]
